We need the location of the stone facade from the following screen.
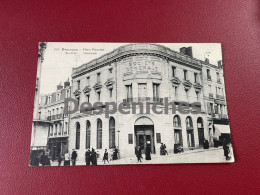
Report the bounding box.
[68,43,229,161]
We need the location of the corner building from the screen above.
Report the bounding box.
[69,44,228,160]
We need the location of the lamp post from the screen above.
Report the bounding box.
[117,130,120,159]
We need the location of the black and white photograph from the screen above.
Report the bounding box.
[30,42,235,166]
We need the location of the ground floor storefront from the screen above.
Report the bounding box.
[48,137,68,160]
[69,111,210,161]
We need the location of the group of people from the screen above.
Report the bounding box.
[160,143,168,155]
[85,148,98,165]
[135,143,152,162]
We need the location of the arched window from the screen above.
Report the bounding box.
[173,115,182,146]
[197,117,205,147]
[197,117,203,128]
[86,120,91,149]
[75,122,80,149]
[173,115,181,127]
[186,116,193,128]
[186,116,194,147]
[97,119,102,149]
[109,117,115,149]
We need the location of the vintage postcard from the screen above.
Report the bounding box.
[30,42,234,166]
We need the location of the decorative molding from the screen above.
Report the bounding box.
[182,80,193,90]
[193,82,203,92]
[93,83,102,92]
[73,89,81,97]
[104,79,115,89]
[83,86,91,95]
[170,77,181,86]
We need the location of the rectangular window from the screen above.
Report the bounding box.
[77,97,80,106]
[153,83,160,101]
[97,73,101,83]
[184,70,187,80]
[109,88,113,98]
[126,84,132,102]
[77,80,80,90]
[172,66,176,77]
[64,122,67,134]
[109,68,113,77]
[128,134,133,144]
[97,92,101,101]
[217,72,220,82]
[156,133,161,143]
[196,91,199,100]
[174,87,178,98]
[207,69,211,80]
[138,83,147,98]
[87,94,90,103]
[194,73,198,83]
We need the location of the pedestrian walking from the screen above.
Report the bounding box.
[145,143,151,160]
[112,147,118,160]
[64,152,70,166]
[58,154,62,166]
[136,146,143,162]
[85,149,91,165]
[223,139,230,160]
[160,143,164,155]
[102,149,109,164]
[91,148,97,165]
[71,149,78,166]
[164,144,168,155]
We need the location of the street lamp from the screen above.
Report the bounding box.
[117,130,120,159]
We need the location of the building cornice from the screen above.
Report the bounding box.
[72,43,203,79]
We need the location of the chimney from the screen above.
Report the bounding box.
[64,78,70,88]
[57,82,63,90]
[186,47,193,57]
[180,47,187,55]
[218,60,223,67]
[180,47,193,57]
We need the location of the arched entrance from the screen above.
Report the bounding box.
[134,117,155,154]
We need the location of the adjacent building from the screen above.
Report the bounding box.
[38,80,71,159]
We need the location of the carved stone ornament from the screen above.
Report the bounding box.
[104,79,115,89]
[73,89,81,97]
[83,86,91,95]
[93,83,102,92]
[170,77,181,86]
[182,80,193,90]
[193,82,203,92]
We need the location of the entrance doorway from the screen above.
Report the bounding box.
[134,117,155,154]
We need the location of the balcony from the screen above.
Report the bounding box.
[123,97,164,104]
[47,114,64,121]
[216,94,224,100]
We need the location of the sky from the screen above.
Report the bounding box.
[40,42,222,94]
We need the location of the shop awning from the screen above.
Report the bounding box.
[214,124,231,134]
